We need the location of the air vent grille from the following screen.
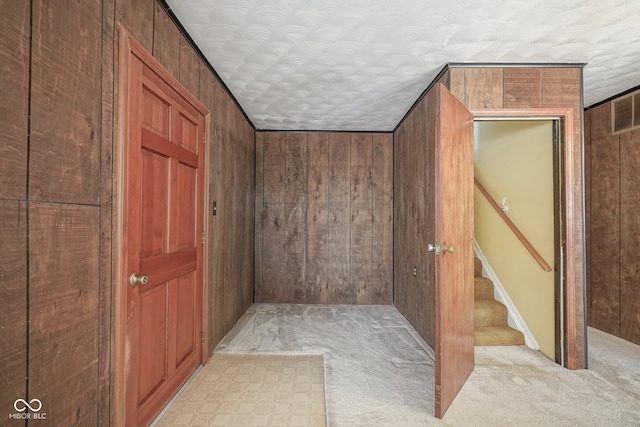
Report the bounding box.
[612,89,640,134]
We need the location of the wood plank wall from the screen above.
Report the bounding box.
[0,1,255,425]
[446,66,587,367]
[393,93,437,348]
[255,132,393,304]
[585,101,640,345]
[0,0,29,416]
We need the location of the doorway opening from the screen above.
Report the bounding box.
[473,118,565,365]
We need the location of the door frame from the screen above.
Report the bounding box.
[113,27,211,425]
[471,107,579,369]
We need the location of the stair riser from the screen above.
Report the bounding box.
[474,258,483,277]
[475,304,508,327]
[474,279,494,299]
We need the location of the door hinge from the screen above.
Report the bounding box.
[201,331,205,346]
[203,129,207,144]
[201,231,206,245]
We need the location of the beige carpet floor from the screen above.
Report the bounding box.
[154,304,640,426]
[154,353,326,427]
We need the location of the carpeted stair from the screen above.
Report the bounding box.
[474,258,525,346]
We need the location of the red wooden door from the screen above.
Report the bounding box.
[432,83,475,418]
[123,46,205,426]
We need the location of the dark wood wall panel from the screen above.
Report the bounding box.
[255,131,392,305]
[327,134,352,303]
[1,1,256,424]
[0,201,27,415]
[464,68,504,109]
[0,0,29,200]
[260,132,286,302]
[351,134,373,304]
[227,99,255,331]
[586,99,640,346]
[619,127,640,344]
[180,36,201,101]
[153,3,181,78]
[284,133,309,302]
[29,0,102,205]
[371,134,393,303]
[448,65,586,368]
[29,203,100,426]
[504,68,542,108]
[306,133,330,303]
[98,1,116,421]
[394,94,436,347]
[116,0,154,53]
[201,69,225,352]
[0,1,29,412]
[587,104,620,335]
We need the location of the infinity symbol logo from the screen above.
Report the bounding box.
[14,399,43,412]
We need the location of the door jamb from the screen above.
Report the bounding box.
[113,26,211,426]
[470,108,578,369]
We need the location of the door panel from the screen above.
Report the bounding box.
[124,50,205,426]
[176,272,197,364]
[138,285,168,403]
[433,83,475,418]
[140,150,169,257]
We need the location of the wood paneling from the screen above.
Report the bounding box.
[116,0,154,53]
[306,133,330,303]
[202,72,225,352]
[448,68,466,105]
[619,127,640,344]
[255,131,392,305]
[351,134,373,304]
[0,0,29,200]
[394,93,436,347]
[216,86,255,336]
[1,1,256,424]
[284,133,308,302]
[29,0,102,205]
[261,132,286,302]
[29,202,100,426]
[371,134,393,304]
[327,133,352,303]
[465,68,504,109]
[587,100,640,346]
[153,3,181,78]
[99,0,115,422]
[587,104,620,335]
[179,36,201,102]
[0,201,27,414]
[504,68,542,108]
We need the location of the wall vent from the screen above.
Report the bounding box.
[612,89,640,134]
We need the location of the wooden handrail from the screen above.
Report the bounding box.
[474,177,552,272]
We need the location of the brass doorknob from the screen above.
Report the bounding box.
[129,272,148,287]
[442,244,456,254]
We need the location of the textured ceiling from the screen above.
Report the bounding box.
[166,0,640,131]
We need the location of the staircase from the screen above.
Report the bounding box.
[474,258,525,346]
